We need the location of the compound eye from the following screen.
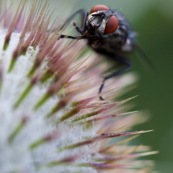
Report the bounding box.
[104,16,118,34]
[90,5,109,14]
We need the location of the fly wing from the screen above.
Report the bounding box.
[135,44,156,72]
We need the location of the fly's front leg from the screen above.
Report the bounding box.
[48,9,87,33]
[57,9,89,40]
[99,56,131,100]
[59,35,86,39]
[59,9,87,31]
[58,34,100,40]
[73,11,89,34]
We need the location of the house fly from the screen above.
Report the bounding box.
[56,4,152,100]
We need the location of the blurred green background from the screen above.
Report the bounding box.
[50,0,173,172]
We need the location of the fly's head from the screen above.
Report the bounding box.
[88,5,119,35]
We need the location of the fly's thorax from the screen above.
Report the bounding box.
[88,32,135,55]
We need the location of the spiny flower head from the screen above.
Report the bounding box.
[0,0,157,173]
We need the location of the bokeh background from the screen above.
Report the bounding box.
[50,0,173,172]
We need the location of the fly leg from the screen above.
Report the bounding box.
[59,35,86,39]
[58,34,100,40]
[72,12,89,34]
[59,9,87,30]
[48,9,87,33]
[99,56,131,100]
[57,9,89,39]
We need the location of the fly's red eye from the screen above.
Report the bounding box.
[104,16,118,34]
[90,5,109,14]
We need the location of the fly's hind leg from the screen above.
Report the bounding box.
[99,56,131,100]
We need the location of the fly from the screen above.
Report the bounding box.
[55,4,153,100]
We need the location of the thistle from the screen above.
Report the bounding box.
[0,1,157,173]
